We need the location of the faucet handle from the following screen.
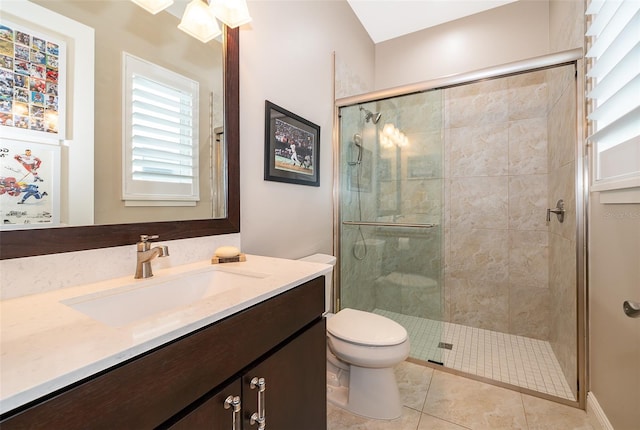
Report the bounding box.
[138,234,159,252]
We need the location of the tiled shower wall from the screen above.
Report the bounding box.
[442,65,577,398]
[547,0,584,402]
[443,71,552,340]
[546,65,578,399]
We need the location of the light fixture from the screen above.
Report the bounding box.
[178,0,222,43]
[131,0,252,44]
[380,123,409,148]
[209,0,252,28]
[131,0,174,14]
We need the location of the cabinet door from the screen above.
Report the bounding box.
[166,379,242,430]
[243,319,326,430]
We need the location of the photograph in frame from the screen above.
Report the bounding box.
[264,100,320,187]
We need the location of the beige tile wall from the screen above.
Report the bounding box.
[546,65,578,399]
[444,70,552,339]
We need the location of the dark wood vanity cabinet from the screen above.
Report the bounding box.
[167,320,326,430]
[165,380,243,429]
[1,277,327,430]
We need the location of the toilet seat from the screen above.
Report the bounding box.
[327,308,407,346]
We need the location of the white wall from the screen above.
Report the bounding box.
[238,0,374,259]
[588,201,640,429]
[374,0,549,89]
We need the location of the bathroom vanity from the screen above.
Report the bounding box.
[0,255,329,429]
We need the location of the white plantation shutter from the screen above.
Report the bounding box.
[123,53,200,204]
[585,0,640,192]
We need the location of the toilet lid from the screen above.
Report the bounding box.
[327,308,408,346]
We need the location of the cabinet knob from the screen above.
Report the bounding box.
[224,395,241,430]
[250,377,266,429]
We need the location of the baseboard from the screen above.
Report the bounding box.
[587,392,614,430]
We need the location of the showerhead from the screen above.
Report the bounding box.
[359,106,382,124]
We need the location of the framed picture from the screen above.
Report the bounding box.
[0,19,66,143]
[378,157,393,181]
[264,100,320,187]
[0,138,61,229]
[407,155,439,179]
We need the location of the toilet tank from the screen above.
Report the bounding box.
[298,253,336,314]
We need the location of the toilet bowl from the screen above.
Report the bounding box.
[327,308,410,419]
[298,254,410,420]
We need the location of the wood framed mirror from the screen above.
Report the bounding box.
[0,26,239,260]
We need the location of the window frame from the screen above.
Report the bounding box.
[121,52,200,206]
[585,0,640,200]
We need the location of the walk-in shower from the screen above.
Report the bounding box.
[335,50,586,406]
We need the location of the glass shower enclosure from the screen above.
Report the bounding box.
[338,90,446,365]
[335,55,584,404]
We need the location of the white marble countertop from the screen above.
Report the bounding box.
[0,254,331,415]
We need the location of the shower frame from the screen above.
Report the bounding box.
[332,48,588,409]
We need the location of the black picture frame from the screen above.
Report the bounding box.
[264,100,320,187]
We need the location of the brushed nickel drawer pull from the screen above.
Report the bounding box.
[250,377,266,429]
[223,395,241,430]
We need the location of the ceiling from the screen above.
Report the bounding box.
[166,1,520,44]
[346,0,519,43]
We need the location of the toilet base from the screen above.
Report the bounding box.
[326,365,403,420]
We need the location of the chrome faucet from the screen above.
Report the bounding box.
[135,235,169,279]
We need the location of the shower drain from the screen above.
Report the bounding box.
[437,342,453,350]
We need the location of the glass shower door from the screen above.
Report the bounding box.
[338,90,445,365]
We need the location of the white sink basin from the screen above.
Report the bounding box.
[61,267,268,327]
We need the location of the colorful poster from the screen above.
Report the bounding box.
[0,20,65,141]
[0,139,60,228]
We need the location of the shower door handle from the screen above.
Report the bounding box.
[546,199,565,223]
[623,300,640,318]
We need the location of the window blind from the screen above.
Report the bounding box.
[131,74,195,184]
[122,53,200,204]
[585,0,640,191]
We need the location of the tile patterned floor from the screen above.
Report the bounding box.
[327,362,594,430]
[374,309,575,400]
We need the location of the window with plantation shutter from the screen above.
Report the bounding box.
[122,52,199,206]
[585,0,640,196]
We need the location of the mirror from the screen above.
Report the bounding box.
[0,2,239,259]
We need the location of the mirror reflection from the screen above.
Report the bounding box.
[2,0,225,230]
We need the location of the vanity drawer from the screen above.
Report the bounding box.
[1,276,324,429]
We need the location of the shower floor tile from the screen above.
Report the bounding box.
[373,309,576,401]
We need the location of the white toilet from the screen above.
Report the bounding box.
[298,254,410,420]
